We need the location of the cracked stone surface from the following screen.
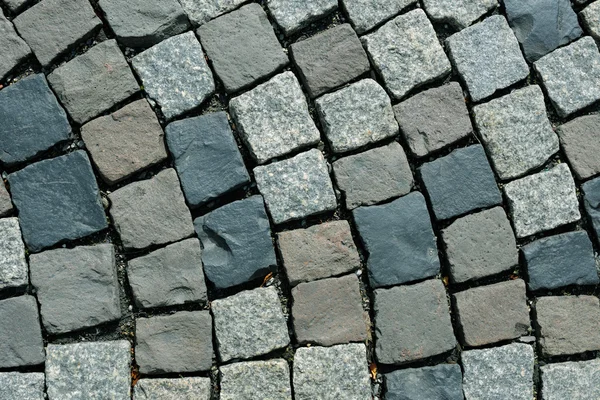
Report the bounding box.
[179,0,246,26]
[266,0,337,35]
[134,378,211,400]
[423,0,497,29]
[341,0,416,34]
[0,218,28,291]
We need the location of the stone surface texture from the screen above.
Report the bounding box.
[266,0,337,35]
[220,360,292,400]
[423,0,497,29]
[0,295,44,368]
[341,0,416,34]
[583,176,600,242]
[385,364,464,400]
[0,218,28,290]
[179,0,246,26]
[0,184,12,217]
[134,378,211,400]
[541,359,600,400]
[581,1,600,41]
[557,114,600,180]
[0,372,44,400]
[2,0,30,13]
[0,10,30,81]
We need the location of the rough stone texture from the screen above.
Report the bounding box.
[535,295,600,356]
[166,112,249,207]
[47,39,139,124]
[108,168,195,251]
[136,311,213,374]
[541,359,600,400]
[333,142,413,209]
[277,220,360,286]
[29,244,121,334]
[385,364,464,400]
[557,114,600,180]
[13,0,101,67]
[134,378,211,400]
[316,79,399,153]
[581,1,600,41]
[534,37,600,117]
[0,183,12,217]
[194,196,276,289]
[292,275,367,346]
[341,0,416,34]
[0,372,44,400]
[266,0,337,35]
[132,32,215,120]
[0,74,71,165]
[254,149,337,224]
[1,0,31,13]
[0,10,30,81]
[583,176,600,243]
[374,279,456,365]
[99,0,190,48]
[198,3,288,93]
[81,99,168,185]
[220,360,292,400]
[0,218,28,290]
[46,341,131,400]
[504,0,582,62]
[442,207,518,283]
[362,9,451,100]
[0,296,44,368]
[127,238,208,309]
[212,287,289,362]
[462,343,534,400]
[522,231,599,290]
[8,151,107,253]
[473,85,559,180]
[179,0,246,26]
[353,192,439,288]
[290,24,370,98]
[293,343,371,400]
[504,163,581,238]
[230,72,320,164]
[394,82,473,158]
[422,0,497,29]
[446,15,529,102]
[419,145,502,221]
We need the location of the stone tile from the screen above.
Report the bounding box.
[29,244,121,334]
[0,295,44,368]
[462,343,534,400]
[419,145,502,221]
[581,1,600,41]
[179,0,246,26]
[230,72,320,164]
[0,183,12,217]
[394,82,473,158]
[341,0,416,34]
[194,196,276,289]
[534,37,600,117]
[504,163,580,238]
[165,112,249,207]
[46,341,131,400]
[1,0,31,13]
[473,85,559,180]
[0,372,44,400]
[132,32,214,120]
[291,275,367,346]
[220,359,292,400]
[277,220,360,286]
[0,218,28,290]
[385,364,463,400]
[0,74,71,165]
[374,279,456,365]
[48,39,139,124]
[353,192,439,288]
[362,9,451,100]
[583,176,600,243]
[0,10,30,81]
[198,3,288,93]
[134,378,211,400]
[290,24,370,98]
[316,79,399,153]
[8,151,107,252]
[127,238,208,309]
[13,0,101,67]
[212,287,289,362]
[266,0,337,35]
[535,295,600,356]
[136,311,213,374]
[446,15,529,102]
[293,343,371,400]
[108,168,195,251]
[541,359,600,400]
[422,0,497,30]
[254,149,337,224]
[557,114,600,180]
[81,99,168,185]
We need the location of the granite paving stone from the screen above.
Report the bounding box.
[534,36,600,117]
[1,0,31,13]
[385,364,464,400]
[504,163,580,238]
[277,220,360,286]
[0,183,12,217]
[47,39,139,124]
[541,359,600,400]
[446,15,529,102]
[0,10,30,81]
[127,238,208,309]
[254,149,337,224]
[341,0,416,34]
[198,3,288,93]
[266,0,337,35]
[0,295,44,368]
[0,218,28,290]
[132,32,215,120]
[165,112,249,207]
[0,372,44,400]
[583,176,600,243]
[81,99,168,185]
[374,279,456,365]
[212,287,289,362]
[353,192,439,288]
[179,0,246,26]
[362,9,451,99]
[422,0,497,30]
[558,114,600,180]
[220,359,292,400]
[316,79,399,153]
[136,311,213,374]
[581,1,600,41]
[393,82,473,158]
[229,72,320,164]
[134,378,211,400]
[194,195,276,289]
[473,85,559,180]
[8,151,107,252]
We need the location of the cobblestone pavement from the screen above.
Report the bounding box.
[1,0,600,399]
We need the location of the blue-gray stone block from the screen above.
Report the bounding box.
[583,177,600,245]
[385,364,463,400]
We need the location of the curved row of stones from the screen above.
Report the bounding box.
[1,0,600,399]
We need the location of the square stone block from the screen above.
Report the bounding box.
[557,114,600,180]
[385,364,463,400]
[266,0,337,35]
[341,0,416,34]
[541,359,600,400]
[0,218,28,290]
[582,1,600,41]
[0,10,31,81]
[220,360,291,400]
[422,0,497,30]
[134,378,211,400]
[0,296,44,368]
[0,372,45,400]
